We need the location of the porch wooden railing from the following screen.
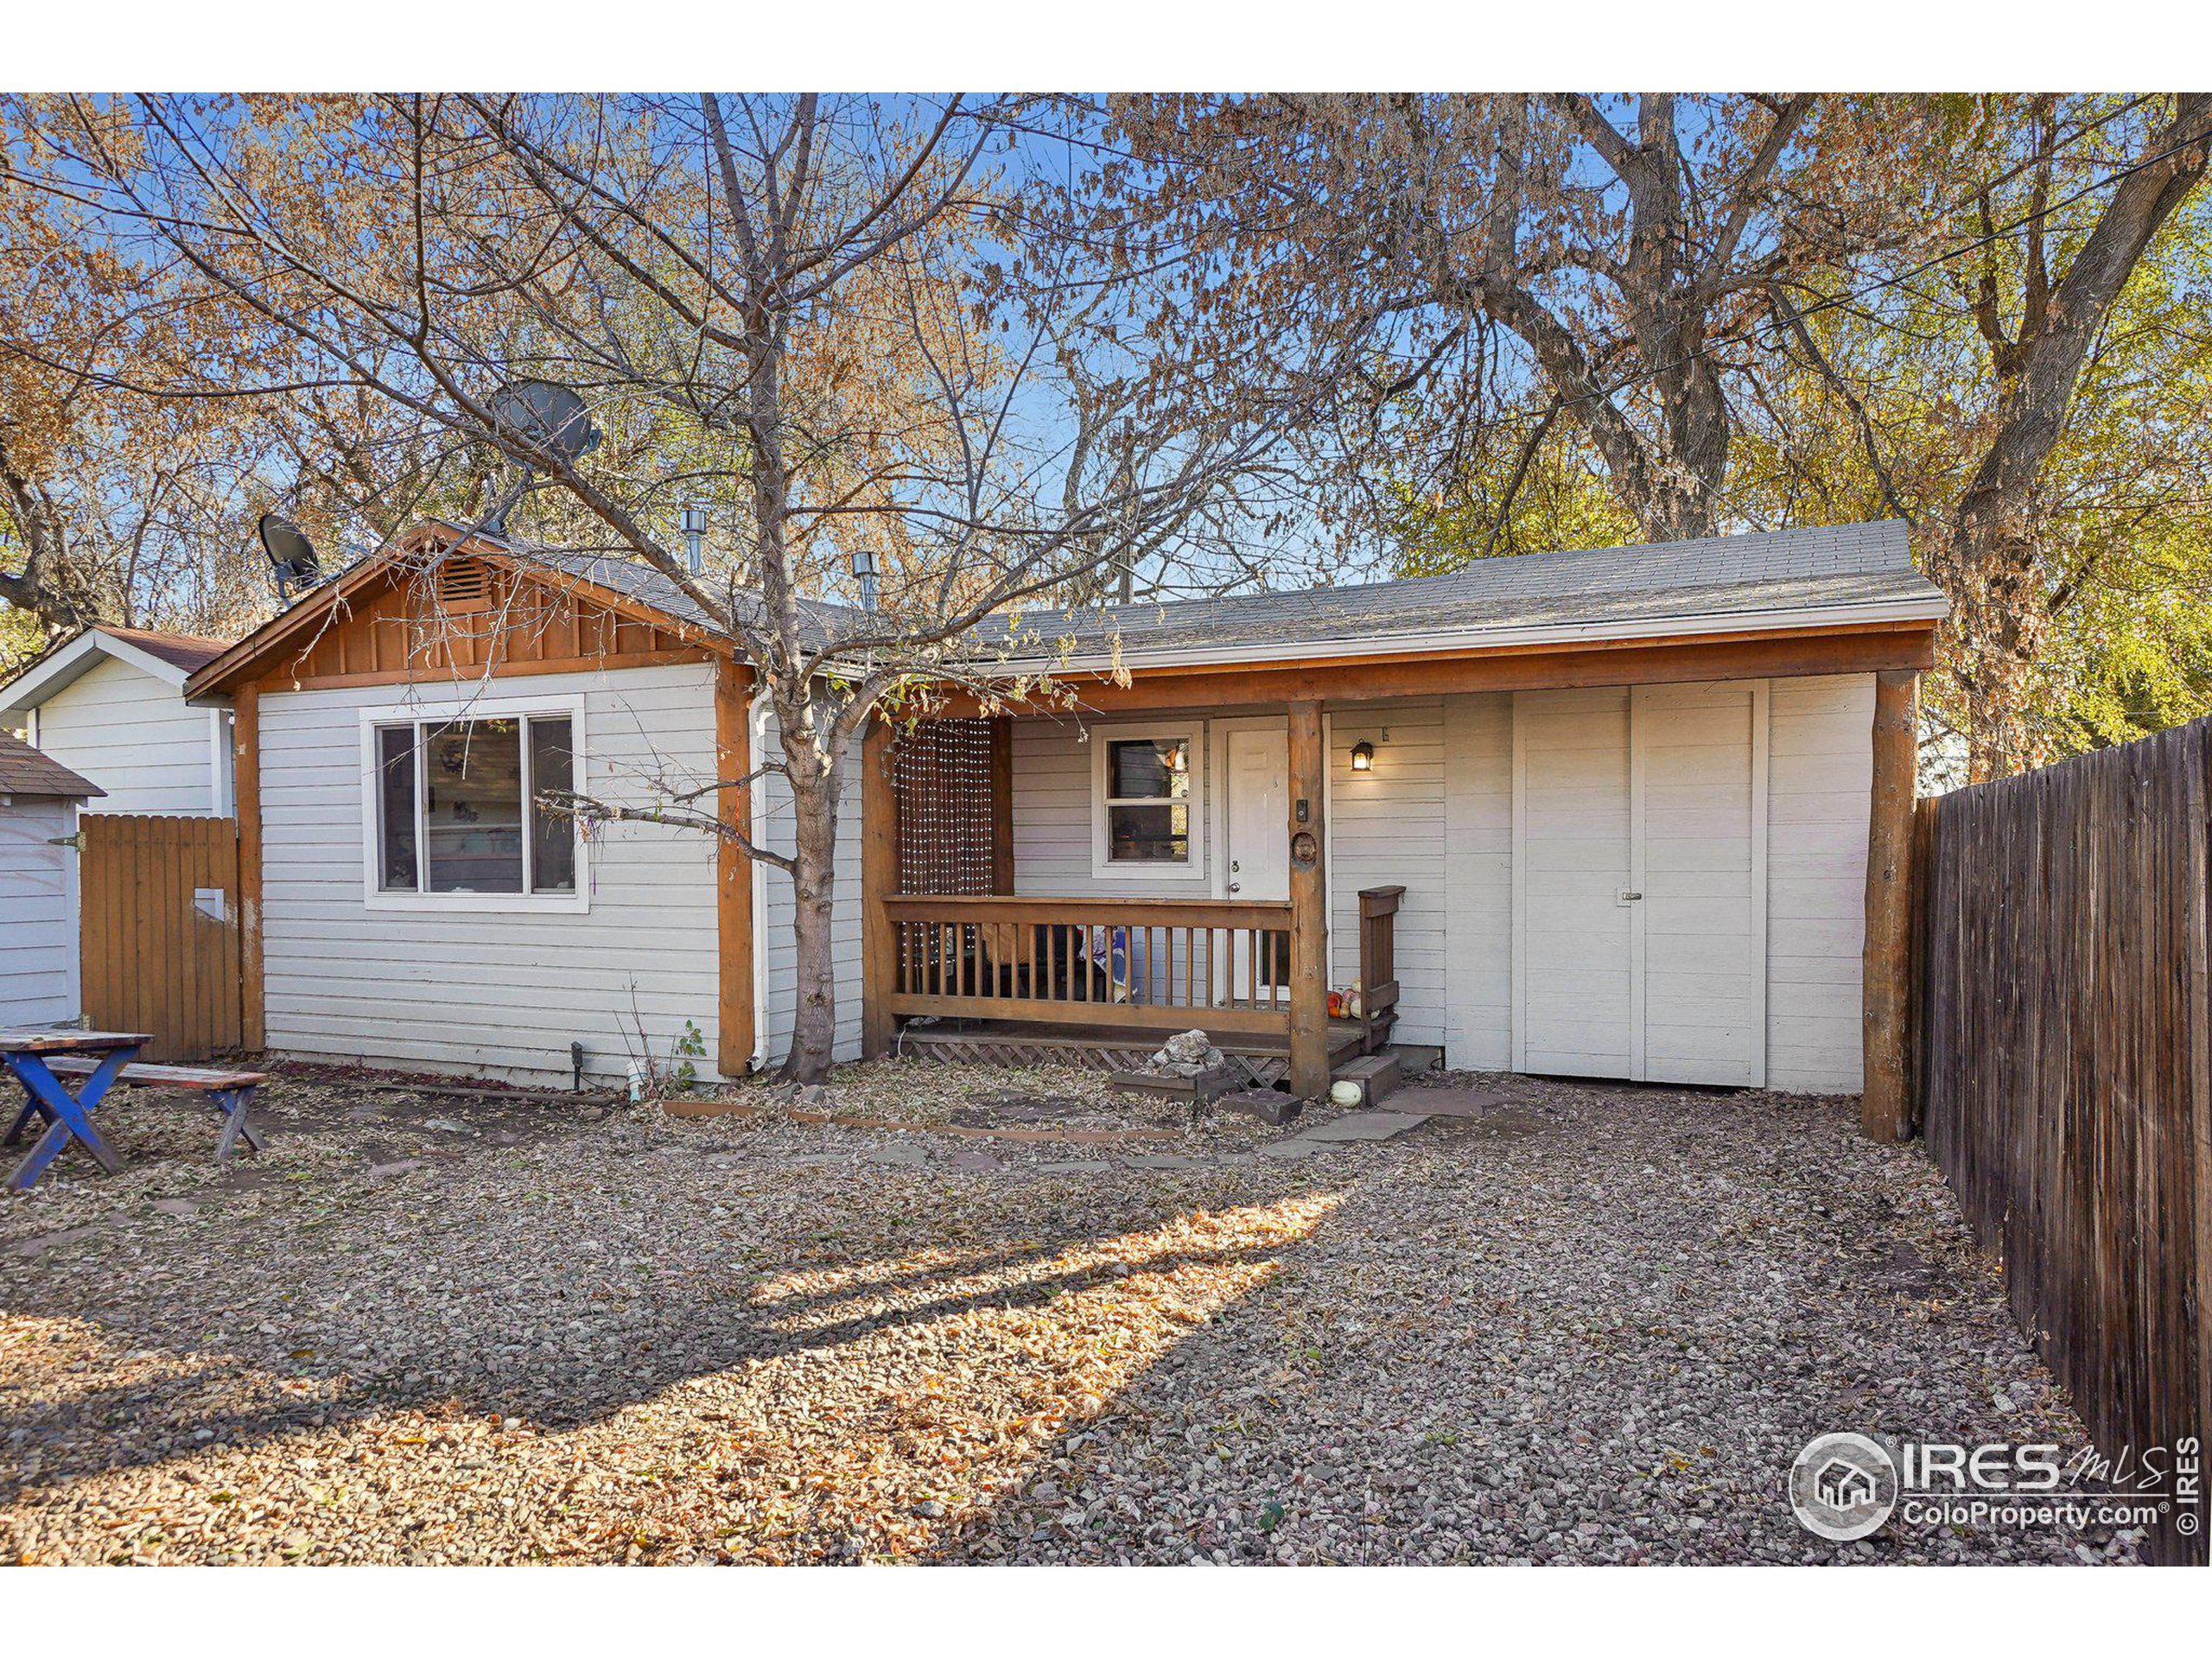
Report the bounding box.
[882,895,1295,1035]
[1356,885,1404,1051]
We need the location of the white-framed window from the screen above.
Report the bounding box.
[1090,721,1205,880]
[358,695,588,912]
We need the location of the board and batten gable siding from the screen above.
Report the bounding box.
[30,653,228,816]
[256,663,725,1084]
[0,797,79,1027]
[752,706,865,1066]
[1765,673,1874,1093]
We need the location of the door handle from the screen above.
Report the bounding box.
[1228,882,1242,893]
[1617,889,1643,905]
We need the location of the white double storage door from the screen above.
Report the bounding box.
[1510,683,1770,1088]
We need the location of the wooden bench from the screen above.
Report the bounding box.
[25,1058,269,1163]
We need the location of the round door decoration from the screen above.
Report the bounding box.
[1289,829,1319,868]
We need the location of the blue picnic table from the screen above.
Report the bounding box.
[3,1028,149,1193]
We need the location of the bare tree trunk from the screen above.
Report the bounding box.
[781,735,844,1083]
[1944,93,2211,779]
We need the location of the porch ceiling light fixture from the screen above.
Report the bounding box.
[1350,740,1376,772]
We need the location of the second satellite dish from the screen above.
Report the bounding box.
[488,379,601,463]
[258,513,322,601]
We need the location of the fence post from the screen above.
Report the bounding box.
[1861,668,1916,1141]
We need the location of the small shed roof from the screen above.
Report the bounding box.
[0,730,104,799]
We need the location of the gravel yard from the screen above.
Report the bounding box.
[1,1059,2123,1565]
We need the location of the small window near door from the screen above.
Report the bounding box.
[1092,726,1203,877]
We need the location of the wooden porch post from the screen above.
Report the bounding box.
[232,680,264,1052]
[714,658,754,1078]
[861,716,898,1059]
[1861,668,1917,1141]
[1287,699,1330,1097]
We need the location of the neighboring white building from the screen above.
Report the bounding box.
[1,626,235,816]
[0,731,102,1028]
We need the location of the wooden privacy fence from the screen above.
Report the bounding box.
[78,814,244,1063]
[1916,719,2211,1564]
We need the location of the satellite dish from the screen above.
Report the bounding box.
[257,513,322,600]
[487,379,601,465]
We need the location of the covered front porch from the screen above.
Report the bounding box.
[858,699,1401,1095]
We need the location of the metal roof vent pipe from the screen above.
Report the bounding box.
[680,505,708,576]
[851,547,878,610]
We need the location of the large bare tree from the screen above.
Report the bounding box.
[1934,93,2212,775]
[1098,94,1934,550]
[21,93,1328,1077]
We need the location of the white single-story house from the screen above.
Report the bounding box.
[0,731,103,1028]
[1,625,235,816]
[180,518,1946,1102]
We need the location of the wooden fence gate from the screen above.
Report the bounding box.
[1916,720,2211,1564]
[78,814,243,1063]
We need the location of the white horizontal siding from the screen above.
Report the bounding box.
[258,664,724,1084]
[753,708,864,1067]
[1011,715,1215,895]
[1,797,78,1027]
[1327,699,1446,1046]
[32,654,224,816]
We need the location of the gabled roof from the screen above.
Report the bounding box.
[0,624,237,718]
[973,520,1946,669]
[0,729,103,799]
[185,519,864,697]
[185,515,1948,698]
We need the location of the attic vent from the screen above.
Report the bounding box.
[436,558,491,610]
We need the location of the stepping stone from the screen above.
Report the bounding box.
[1122,1154,1210,1171]
[1217,1088,1303,1128]
[9,1225,103,1257]
[1256,1139,1325,1160]
[1396,1087,1514,1118]
[862,1144,927,1167]
[366,1158,428,1178]
[151,1198,200,1219]
[1299,1110,1431,1143]
[1332,1053,1403,1106]
[948,1149,1008,1173]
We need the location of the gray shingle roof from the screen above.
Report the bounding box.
[969,520,1942,664]
[437,518,1942,670]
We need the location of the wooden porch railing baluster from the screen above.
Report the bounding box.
[881,895,1297,1037]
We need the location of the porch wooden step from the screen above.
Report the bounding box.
[1332,1052,1402,1107]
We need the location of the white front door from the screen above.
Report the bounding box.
[1223,723,1291,1003]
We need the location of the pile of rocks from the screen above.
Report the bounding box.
[1146,1029,1225,1078]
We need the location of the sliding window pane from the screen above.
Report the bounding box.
[423,718,524,893]
[1107,802,1189,862]
[528,716,575,893]
[376,725,418,890]
[1108,738,1190,800]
